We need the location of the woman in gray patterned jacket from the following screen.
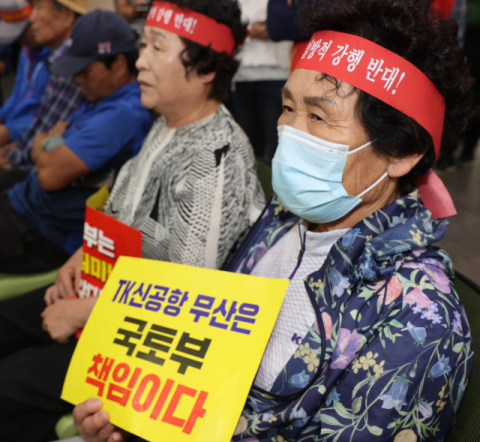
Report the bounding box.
[41,0,265,330]
[0,0,265,439]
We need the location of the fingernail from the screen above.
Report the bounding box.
[92,398,102,408]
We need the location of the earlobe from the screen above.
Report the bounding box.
[63,9,76,29]
[199,71,216,85]
[386,153,424,178]
[115,55,127,75]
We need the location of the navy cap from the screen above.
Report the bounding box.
[51,9,136,77]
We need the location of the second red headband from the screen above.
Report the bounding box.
[0,5,32,23]
[146,1,236,55]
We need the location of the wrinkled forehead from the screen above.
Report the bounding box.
[142,25,185,47]
[284,69,357,103]
[32,0,56,8]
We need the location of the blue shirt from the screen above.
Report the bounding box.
[8,80,152,254]
[0,46,50,141]
[7,39,85,171]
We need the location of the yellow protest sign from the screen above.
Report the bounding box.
[62,256,289,442]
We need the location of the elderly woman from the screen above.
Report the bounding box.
[75,0,473,441]
[0,0,264,440]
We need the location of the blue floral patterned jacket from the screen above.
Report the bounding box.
[226,191,473,442]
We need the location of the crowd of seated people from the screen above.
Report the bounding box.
[0,0,264,440]
[0,0,87,189]
[0,8,152,274]
[0,0,475,441]
[0,0,50,150]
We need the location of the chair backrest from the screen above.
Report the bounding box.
[86,185,110,210]
[0,269,58,300]
[445,272,480,441]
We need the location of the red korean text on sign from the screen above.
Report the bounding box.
[86,354,209,435]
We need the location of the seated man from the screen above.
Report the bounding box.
[0,0,87,190]
[0,0,50,147]
[0,9,152,274]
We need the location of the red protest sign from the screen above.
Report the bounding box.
[80,205,142,298]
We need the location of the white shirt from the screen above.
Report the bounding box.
[252,221,347,391]
[234,0,292,82]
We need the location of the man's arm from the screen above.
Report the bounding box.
[31,121,91,191]
[30,121,91,192]
[34,144,91,191]
[0,124,10,146]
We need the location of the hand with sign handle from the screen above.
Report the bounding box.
[44,285,64,305]
[73,399,131,442]
[45,246,83,305]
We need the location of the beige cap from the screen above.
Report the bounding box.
[56,0,88,15]
[87,0,115,12]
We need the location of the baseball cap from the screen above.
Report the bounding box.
[56,0,88,15]
[50,9,136,76]
[0,0,32,45]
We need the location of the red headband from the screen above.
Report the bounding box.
[0,5,32,23]
[146,1,235,55]
[430,0,455,17]
[294,31,455,218]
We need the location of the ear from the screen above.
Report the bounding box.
[62,7,76,30]
[386,152,424,178]
[198,70,216,86]
[113,54,128,76]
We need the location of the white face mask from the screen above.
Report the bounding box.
[272,125,388,223]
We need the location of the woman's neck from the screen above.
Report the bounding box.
[163,98,221,129]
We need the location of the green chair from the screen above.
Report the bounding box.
[55,413,79,440]
[445,272,480,442]
[0,268,58,300]
[0,186,111,302]
[255,157,273,201]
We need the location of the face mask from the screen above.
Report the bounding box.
[272,125,388,224]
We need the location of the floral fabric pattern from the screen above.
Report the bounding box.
[227,191,473,442]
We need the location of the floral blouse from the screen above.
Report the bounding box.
[226,191,473,442]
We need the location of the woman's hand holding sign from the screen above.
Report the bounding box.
[42,247,93,343]
[73,399,130,442]
[41,296,97,343]
[44,246,83,305]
